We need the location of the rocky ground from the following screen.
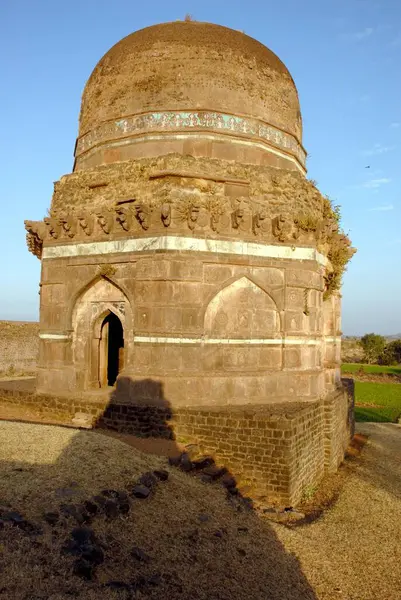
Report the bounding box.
[0,421,400,600]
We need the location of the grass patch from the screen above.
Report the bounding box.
[342,363,401,375]
[354,380,401,423]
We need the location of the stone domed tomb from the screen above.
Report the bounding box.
[25,21,355,505]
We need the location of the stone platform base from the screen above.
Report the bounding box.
[0,378,354,506]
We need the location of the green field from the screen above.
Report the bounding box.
[353,381,401,423]
[341,363,401,375]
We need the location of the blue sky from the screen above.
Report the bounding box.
[1,0,400,335]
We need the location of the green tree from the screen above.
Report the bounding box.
[359,333,386,364]
[378,340,401,365]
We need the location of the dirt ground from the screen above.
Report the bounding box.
[274,423,401,600]
[0,421,400,600]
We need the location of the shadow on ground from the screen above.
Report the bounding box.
[0,377,319,600]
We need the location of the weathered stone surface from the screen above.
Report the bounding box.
[131,485,151,499]
[153,469,169,481]
[104,499,119,520]
[138,472,158,489]
[18,19,354,513]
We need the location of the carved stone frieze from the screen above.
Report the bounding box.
[115,206,132,231]
[161,202,171,227]
[59,213,76,238]
[77,213,94,236]
[231,203,252,234]
[44,217,60,240]
[24,200,329,251]
[252,209,271,236]
[96,209,114,234]
[272,214,299,242]
[24,220,46,259]
[135,203,151,230]
[25,194,350,286]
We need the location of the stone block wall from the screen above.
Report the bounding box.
[0,321,39,375]
[37,249,329,403]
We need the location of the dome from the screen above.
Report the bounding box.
[74,21,306,172]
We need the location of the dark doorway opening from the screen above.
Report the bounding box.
[99,312,124,387]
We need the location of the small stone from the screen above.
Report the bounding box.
[83,501,98,516]
[62,539,82,557]
[131,546,151,562]
[104,499,119,520]
[202,465,227,480]
[237,526,248,533]
[168,455,181,467]
[138,472,158,489]
[71,527,95,545]
[285,510,305,520]
[237,547,247,556]
[72,558,93,580]
[221,474,237,490]
[214,530,223,538]
[81,544,104,565]
[192,456,215,470]
[262,507,279,514]
[60,504,83,523]
[184,444,200,459]
[118,501,130,516]
[117,490,129,504]
[43,512,60,526]
[198,513,210,523]
[101,489,119,499]
[75,504,92,524]
[3,511,24,524]
[153,469,169,481]
[93,495,107,508]
[241,497,254,511]
[131,484,151,499]
[17,520,42,535]
[179,453,194,472]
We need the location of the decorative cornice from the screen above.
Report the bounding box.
[75,110,306,168]
[25,197,339,262]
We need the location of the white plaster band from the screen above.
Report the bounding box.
[132,336,341,346]
[38,333,340,345]
[42,236,329,267]
[39,333,71,340]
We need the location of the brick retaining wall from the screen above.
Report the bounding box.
[0,379,353,506]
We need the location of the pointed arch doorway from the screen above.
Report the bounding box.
[98,312,124,387]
